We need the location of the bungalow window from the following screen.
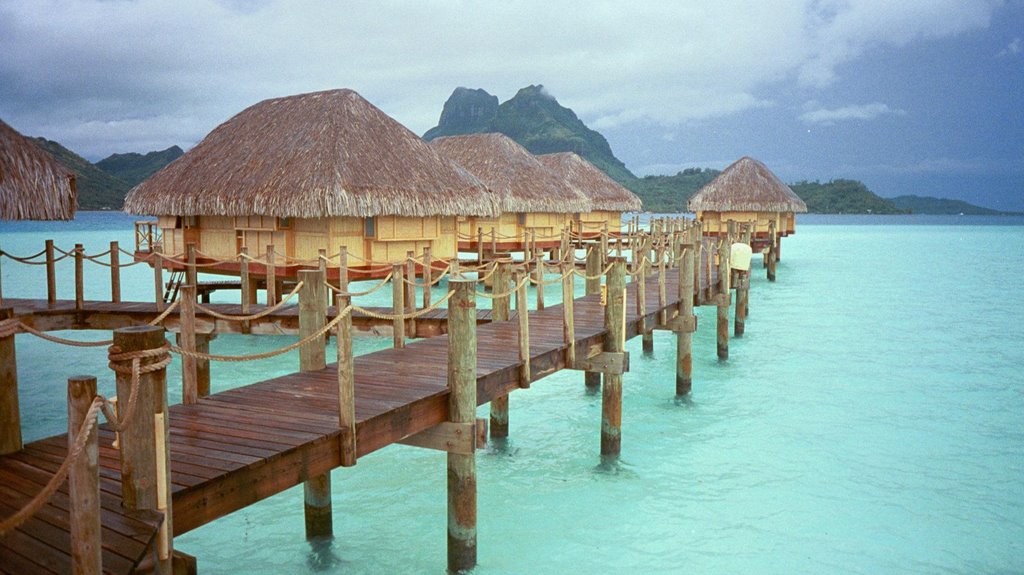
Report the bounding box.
[364,217,376,238]
[518,213,526,226]
[174,216,198,229]
[277,217,292,230]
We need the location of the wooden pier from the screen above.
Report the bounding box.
[0,223,768,574]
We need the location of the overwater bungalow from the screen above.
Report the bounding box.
[430,133,590,255]
[0,118,77,221]
[124,89,499,282]
[687,156,807,252]
[536,152,642,239]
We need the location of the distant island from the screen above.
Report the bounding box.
[18,86,1012,216]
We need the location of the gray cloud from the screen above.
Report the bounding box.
[799,103,906,125]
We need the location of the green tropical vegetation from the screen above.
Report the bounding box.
[890,194,1012,215]
[789,180,908,214]
[95,146,183,186]
[32,137,131,210]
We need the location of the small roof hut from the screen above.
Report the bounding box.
[124,89,498,218]
[0,118,76,220]
[687,156,806,215]
[431,133,590,214]
[536,152,641,213]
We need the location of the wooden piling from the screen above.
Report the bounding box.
[112,325,172,573]
[489,263,511,439]
[735,271,748,337]
[476,227,483,264]
[601,258,626,459]
[195,332,212,398]
[447,278,477,573]
[239,247,251,334]
[584,246,601,392]
[298,269,332,540]
[767,220,777,282]
[677,243,695,395]
[406,251,417,339]
[535,254,545,311]
[179,284,199,405]
[45,239,57,305]
[0,308,21,455]
[67,375,101,575]
[638,235,653,354]
[515,270,531,388]
[152,251,165,312]
[74,243,84,310]
[392,263,405,349]
[107,240,121,303]
[561,260,576,369]
[717,237,730,361]
[422,246,432,309]
[265,244,277,304]
[336,292,356,467]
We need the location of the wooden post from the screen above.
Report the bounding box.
[601,258,626,459]
[735,271,748,337]
[476,227,483,263]
[45,239,57,304]
[109,240,121,303]
[112,325,172,573]
[186,243,198,289]
[534,254,545,310]
[489,262,511,439]
[0,308,21,454]
[392,263,404,349]
[515,270,531,388]
[657,243,667,326]
[152,252,165,312]
[561,260,575,367]
[639,235,653,354]
[767,220,777,282]
[298,269,332,540]
[584,246,601,392]
[334,292,356,470]
[490,227,497,255]
[74,243,84,310]
[677,242,695,395]
[195,332,212,398]
[338,246,349,294]
[406,251,417,338]
[67,375,101,575]
[447,278,477,573]
[422,246,432,309]
[717,237,730,361]
[265,244,277,304]
[238,247,251,334]
[179,284,198,405]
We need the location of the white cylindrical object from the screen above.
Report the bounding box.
[730,242,752,271]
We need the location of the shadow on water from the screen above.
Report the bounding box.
[306,537,344,572]
[486,437,520,457]
[593,456,639,478]
[673,394,696,408]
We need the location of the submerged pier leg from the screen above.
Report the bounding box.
[677,244,695,396]
[716,236,730,361]
[447,279,478,572]
[0,308,22,455]
[298,270,333,540]
[584,246,602,393]
[734,271,748,337]
[489,263,511,439]
[601,259,626,459]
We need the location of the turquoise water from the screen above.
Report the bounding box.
[2,213,1023,573]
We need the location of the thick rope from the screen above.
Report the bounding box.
[573,262,616,281]
[527,266,575,286]
[350,291,454,321]
[191,280,304,321]
[0,248,47,263]
[104,345,172,432]
[324,272,393,297]
[475,275,531,300]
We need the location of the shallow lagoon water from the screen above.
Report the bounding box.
[2,213,1023,573]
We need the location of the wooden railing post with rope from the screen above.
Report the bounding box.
[239,247,251,334]
[45,239,57,304]
[67,374,101,574]
[515,269,531,388]
[110,325,173,573]
[74,243,84,311]
[488,262,512,439]
[422,246,432,309]
[392,263,405,349]
[534,253,545,311]
[677,237,697,396]
[405,251,417,339]
[298,269,333,540]
[265,244,277,305]
[0,308,21,455]
[335,288,356,468]
[601,258,627,460]
[561,258,576,369]
[179,284,200,404]
[447,277,477,573]
[583,246,602,392]
[767,218,777,282]
[152,251,165,312]
[110,241,121,303]
[717,229,732,361]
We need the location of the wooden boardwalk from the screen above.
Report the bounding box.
[0,265,718,573]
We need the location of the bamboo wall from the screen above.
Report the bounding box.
[696,210,797,237]
[578,211,622,235]
[457,212,575,246]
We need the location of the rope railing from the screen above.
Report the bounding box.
[191,281,304,321]
[527,266,576,287]
[324,272,394,297]
[350,291,455,322]
[573,262,616,281]
[475,274,531,300]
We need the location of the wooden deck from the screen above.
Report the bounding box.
[0,266,708,573]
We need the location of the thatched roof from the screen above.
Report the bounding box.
[0,118,76,220]
[431,133,590,213]
[124,89,500,218]
[537,152,642,212]
[687,157,807,213]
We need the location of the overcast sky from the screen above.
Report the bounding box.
[2,0,1021,210]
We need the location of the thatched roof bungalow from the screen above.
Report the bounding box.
[0,118,76,221]
[537,152,641,238]
[687,156,806,250]
[430,133,590,252]
[125,89,499,280]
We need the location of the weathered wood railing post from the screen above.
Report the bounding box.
[534,254,545,310]
[476,227,484,264]
[112,325,172,573]
[489,262,511,439]
[717,234,731,360]
[583,246,601,392]
[178,284,199,404]
[447,278,477,573]
[74,243,84,310]
[422,246,433,309]
[186,243,198,289]
[109,240,121,303]
[152,251,165,312]
[515,269,531,388]
[561,259,576,370]
[298,269,332,540]
[0,308,21,454]
[406,251,417,338]
[239,247,251,334]
[767,219,777,282]
[335,290,357,467]
[638,234,653,354]
[45,239,57,305]
[601,258,627,460]
[392,263,405,349]
[68,375,101,575]
[265,244,277,305]
[677,240,696,395]
[491,227,497,256]
[338,246,349,294]
[657,242,667,327]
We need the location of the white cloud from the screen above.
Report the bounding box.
[799,103,906,124]
[998,37,1022,57]
[0,0,1002,158]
